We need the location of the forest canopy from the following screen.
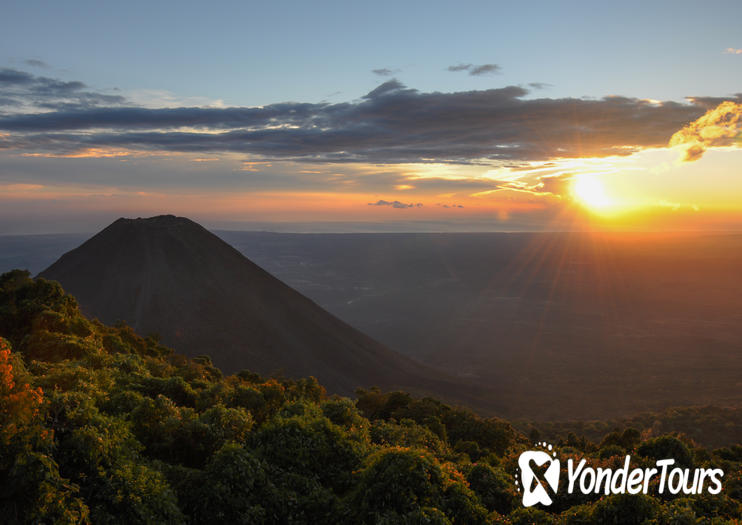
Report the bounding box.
[0,270,740,523]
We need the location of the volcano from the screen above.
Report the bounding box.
[39,215,487,402]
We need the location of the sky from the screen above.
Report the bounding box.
[1,0,741,233]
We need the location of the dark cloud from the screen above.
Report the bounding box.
[528,82,552,90]
[448,63,500,75]
[0,70,718,165]
[0,97,21,107]
[363,79,408,98]
[372,68,399,77]
[0,69,34,84]
[24,59,49,68]
[0,68,126,111]
[469,64,500,76]
[684,93,742,109]
[368,200,423,208]
[437,203,464,208]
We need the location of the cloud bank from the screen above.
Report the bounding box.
[1,68,740,166]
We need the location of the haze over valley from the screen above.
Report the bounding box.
[4,228,740,420]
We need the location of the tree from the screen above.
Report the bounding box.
[0,338,89,524]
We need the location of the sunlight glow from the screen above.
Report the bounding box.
[571,174,614,212]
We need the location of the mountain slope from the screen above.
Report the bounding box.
[39,215,488,403]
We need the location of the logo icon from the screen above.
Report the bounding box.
[516,442,560,507]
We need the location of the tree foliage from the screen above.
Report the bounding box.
[0,271,740,523]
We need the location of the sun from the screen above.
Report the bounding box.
[571,174,614,212]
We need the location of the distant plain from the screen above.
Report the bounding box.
[3,230,741,420]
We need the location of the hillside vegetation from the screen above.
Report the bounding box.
[0,270,740,523]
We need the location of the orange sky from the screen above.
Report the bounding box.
[1,99,741,233]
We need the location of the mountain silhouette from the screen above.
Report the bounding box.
[39,215,490,404]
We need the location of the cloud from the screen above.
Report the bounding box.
[724,48,742,55]
[372,68,399,77]
[24,59,49,68]
[0,69,725,165]
[0,69,35,84]
[368,200,423,208]
[447,63,501,75]
[0,68,125,112]
[528,82,552,90]
[684,93,742,109]
[363,79,408,98]
[668,101,742,161]
[469,64,500,76]
[437,203,464,208]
